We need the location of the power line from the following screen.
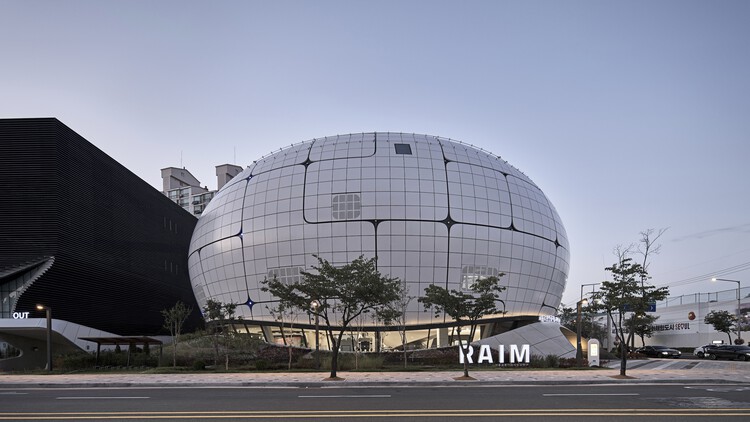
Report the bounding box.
[655,260,750,288]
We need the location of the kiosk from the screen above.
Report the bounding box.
[587,339,600,367]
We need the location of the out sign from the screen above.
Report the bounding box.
[13,312,30,319]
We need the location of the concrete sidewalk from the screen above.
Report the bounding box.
[1,359,749,388]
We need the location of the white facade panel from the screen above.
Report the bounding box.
[188,133,570,327]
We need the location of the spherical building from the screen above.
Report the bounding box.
[188,133,569,349]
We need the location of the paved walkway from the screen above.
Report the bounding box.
[1,359,749,388]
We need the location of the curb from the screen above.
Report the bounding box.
[1,379,748,389]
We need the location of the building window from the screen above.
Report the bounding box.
[332,193,361,219]
[394,143,412,155]
[461,266,499,290]
[268,267,304,285]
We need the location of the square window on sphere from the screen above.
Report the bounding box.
[394,143,412,155]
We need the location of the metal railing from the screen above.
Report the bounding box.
[657,286,749,308]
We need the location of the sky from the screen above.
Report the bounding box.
[2,0,749,307]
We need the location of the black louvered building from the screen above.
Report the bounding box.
[0,118,202,336]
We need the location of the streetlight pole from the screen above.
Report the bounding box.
[36,304,52,372]
[580,283,600,303]
[310,300,320,369]
[576,298,588,367]
[712,278,742,342]
[578,282,599,349]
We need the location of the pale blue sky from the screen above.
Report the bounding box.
[2,0,749,306]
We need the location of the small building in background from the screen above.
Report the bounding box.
[161,164,243,216]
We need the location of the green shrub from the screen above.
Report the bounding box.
[558,357,586,368]
[600,349,616,360]
[545,354,560,368]
[530,354,561,368]
[192,360,206,370]
[294,352,321,369]
[255,344,309,364]
[335,353,385,370]
[254,360,269,370]
[529,354,546,368]
[544,355,560,368]
[59,351,96,370]
[407,347,460,365]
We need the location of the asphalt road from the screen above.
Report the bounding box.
[2,383,750,421]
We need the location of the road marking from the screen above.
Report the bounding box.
[0,392,27,395]
[651,361,680,370]
[56,396,150,400]
[543,393,639,396]
[298,394,391,398]
[685,386,750,392]
[1,408,750,419]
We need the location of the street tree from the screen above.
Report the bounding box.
[161,301,193,367]
[266,291,300,370]
[557,305,576,328]
[419,275,506,380]
[557,304,608,342]
[381,278,415,368]
[261,255,403,380]
[349,311,377,370]
[590,257,669,377]
[627,228,667,348]
[202,299,238,369]
[626,313,659,347]
[704,310,738,344]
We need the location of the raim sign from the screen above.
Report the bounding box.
[459,344,531,364]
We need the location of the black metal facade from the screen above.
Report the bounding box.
[0,118,202,335]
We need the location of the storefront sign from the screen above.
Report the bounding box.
[12,312,30,319]
[651,322,690,332]
[458,344,530,364]
[613,321,692,334]
[539,315,561,323]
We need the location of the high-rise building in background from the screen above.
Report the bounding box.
[161,164,243,216]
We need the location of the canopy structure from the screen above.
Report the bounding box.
[79,336,163,367]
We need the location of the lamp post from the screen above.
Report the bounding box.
[36,304,52,372]
[578,283,599,350]
[581,283,600,303]
[712,278,742,342]
[310,299,320,369]
[497,299,507,315]
[576,298,589,366]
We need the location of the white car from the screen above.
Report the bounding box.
[693,344,721,358]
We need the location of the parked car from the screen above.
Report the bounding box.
[693,344,721,358]
[635,345,681,358]
[706,345,750,361]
